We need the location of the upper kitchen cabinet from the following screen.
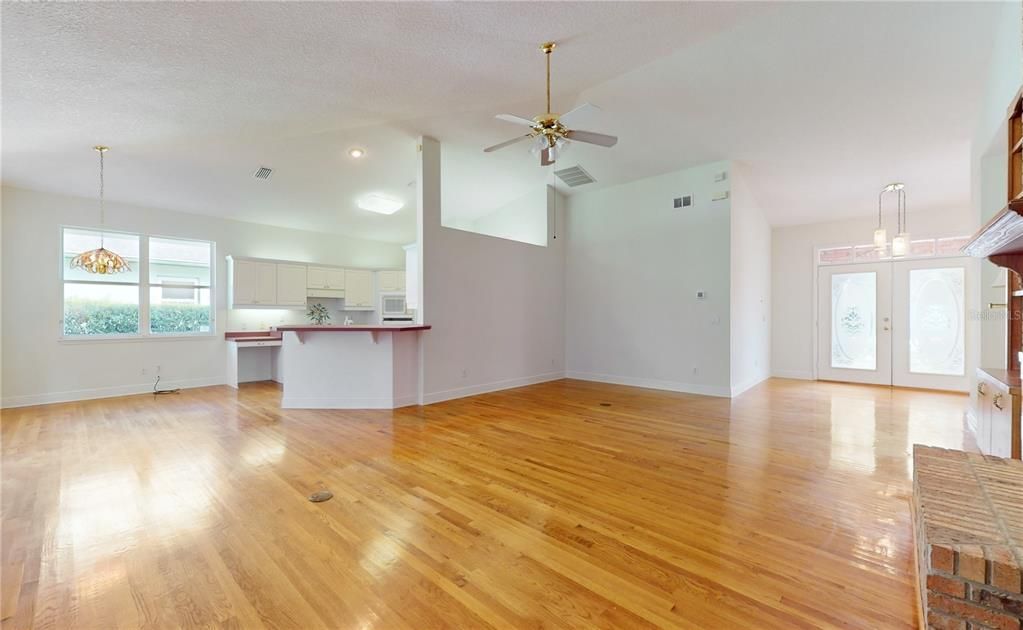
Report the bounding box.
[344,269,374,308]
[378,270,405,292]
[229,257,277,307]
[276,264,308,306]
[228,256,304,309]
[307,266,345,298]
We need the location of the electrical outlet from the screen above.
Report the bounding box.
[461,368,468,378]
[155,365,162,375]
[141,368,148,376]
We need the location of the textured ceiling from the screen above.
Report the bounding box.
[1,2,1008,242]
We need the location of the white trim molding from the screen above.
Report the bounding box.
[422,372,565,405]
[1,376,225,409]
[771,369,815,381]
[565,371,731,398]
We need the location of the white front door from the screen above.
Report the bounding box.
[818,263,893,385]
[817,257,970,391]
[891,258,968,391]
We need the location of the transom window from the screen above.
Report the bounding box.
[61,227,215,338]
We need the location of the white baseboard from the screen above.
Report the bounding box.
[422,371,565,405]
[1,376,225,409]
[281,395,398,409]
[564,371,731,398]
[730,374,769,397]
[771,369,815,381]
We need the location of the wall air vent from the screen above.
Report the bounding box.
[554,165,596,187]
[252,166,273,181]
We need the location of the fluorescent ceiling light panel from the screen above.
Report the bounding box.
[358,193,403,215]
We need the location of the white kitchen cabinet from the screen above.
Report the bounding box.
[975,368,1022,459]
[276,264,308,306]
[307,266,345,290]
[231,258,277,307]
[344,269,374,308]
[378,270,405,292]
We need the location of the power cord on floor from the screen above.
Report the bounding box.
[153,375,180,395]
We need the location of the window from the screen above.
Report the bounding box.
[149,237,212,334]
[61,227,214,338]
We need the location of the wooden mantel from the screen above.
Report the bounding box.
[962,199,1023,273]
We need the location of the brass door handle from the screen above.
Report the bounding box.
[994,393,1004,410]
[989,303,1008,309]
[978,383,987,396]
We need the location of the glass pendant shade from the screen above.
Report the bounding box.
[873,228,887,251]
[73,146,130,275]
[891,233,910,257]
[69,246,131,275]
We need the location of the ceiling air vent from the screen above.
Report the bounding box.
[554,165,596,187]
[252,166,273,181]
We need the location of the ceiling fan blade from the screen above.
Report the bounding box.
[558,102,600,128]
[483,134,533,153]
[540,146,555,166]
[565,129,618,147]
[496,114,537,127]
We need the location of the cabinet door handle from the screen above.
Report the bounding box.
[978,383,987,396]
[993,393,1004,410]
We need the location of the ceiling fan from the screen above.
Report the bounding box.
[484,42,618,166]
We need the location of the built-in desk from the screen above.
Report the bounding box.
[272,324,431,409]
[226,331,284,388]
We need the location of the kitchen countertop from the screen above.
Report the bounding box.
[273,324,431,332]
[978,367,1022,395]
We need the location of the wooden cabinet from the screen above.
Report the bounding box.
[344,269,374,308]
[378,270,405,292]
[307,266,345,291]
[975,368,1022,459]
[276,264,308,306]
[231,259,277,307]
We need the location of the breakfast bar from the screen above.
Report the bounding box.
[273,324,430,409]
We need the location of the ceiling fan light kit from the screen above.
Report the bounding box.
[484,41,618,166]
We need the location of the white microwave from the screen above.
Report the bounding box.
[380,293,409,317]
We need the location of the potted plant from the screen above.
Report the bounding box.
[307,303,331,326]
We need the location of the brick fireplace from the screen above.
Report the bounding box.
[913,446,1023,630]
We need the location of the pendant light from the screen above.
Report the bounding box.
[890,183,909,258]
[69,146,131,275]
[874,182,908,256]
[873,189,888,252]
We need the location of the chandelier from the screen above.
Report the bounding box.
[70,146,131,274]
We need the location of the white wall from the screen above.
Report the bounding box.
[1,186,404,407]
[467,187,548,247]
[770,207,977,380]
[418,139,565,403]
[564,161,733,396]
[729,164,772,395]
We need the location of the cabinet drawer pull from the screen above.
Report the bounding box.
[978,382,987,396]
[993,393,1005,410]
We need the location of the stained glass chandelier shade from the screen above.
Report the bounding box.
[69,146,131,275]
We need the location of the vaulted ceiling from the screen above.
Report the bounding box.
[1,2,1007,243]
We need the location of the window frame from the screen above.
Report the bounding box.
[59,226,217,342]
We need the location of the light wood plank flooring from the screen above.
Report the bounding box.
[1,378,971,629]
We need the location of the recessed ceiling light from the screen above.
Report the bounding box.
[357,193,403,215]
[348,147,365,158]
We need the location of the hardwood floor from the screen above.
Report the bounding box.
[1,378,971,629]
